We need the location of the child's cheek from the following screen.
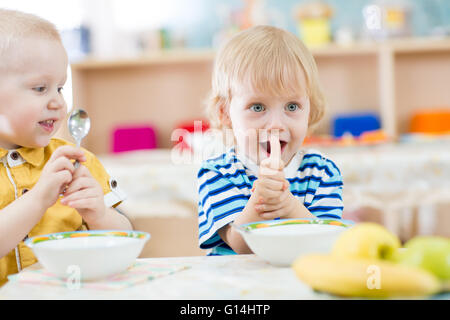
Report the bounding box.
[0,115,14,136]
[7,114,33,138]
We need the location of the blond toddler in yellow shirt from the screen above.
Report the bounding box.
[0,9,132,285]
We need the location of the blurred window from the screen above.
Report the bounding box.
[0,0,83,30]
[112,0,174,31]
[111,0,203,31]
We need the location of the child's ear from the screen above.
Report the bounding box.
[218,102,232,128]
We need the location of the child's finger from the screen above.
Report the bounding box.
[259,210,279,220]
[256,201,284,213]
[53,170,73,191]
[257,187,282,200]
[61,189,98,205]
[259,158,283,177]
[49,145,86,163]
[269,134,281,170]
[64,197,98,210]
[257,177,285,191]
[72,164,92,179]
[48,157,76,175]
[258,195,283,205]
[259,164,285,181]
[63,177,96,196]
[259,206,291,219]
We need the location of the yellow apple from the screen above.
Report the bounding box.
[332,223,401,260]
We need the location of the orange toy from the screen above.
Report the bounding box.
[359,129,389,144]
[410,109,450,134]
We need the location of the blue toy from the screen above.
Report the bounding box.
[332,112,381,138]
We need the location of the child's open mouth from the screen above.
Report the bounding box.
[38,119,56,133]
[260,140,287,157]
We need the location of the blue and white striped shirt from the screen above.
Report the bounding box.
[197,148,344,255]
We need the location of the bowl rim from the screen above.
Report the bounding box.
[25,230,150,248]
[238,217,354,233]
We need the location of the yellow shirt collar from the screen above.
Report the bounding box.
[0,146,45,167]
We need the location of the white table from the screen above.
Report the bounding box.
[0,255,326,300]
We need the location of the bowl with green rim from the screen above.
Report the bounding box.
[25,230,150,280]
[234,218,354,267]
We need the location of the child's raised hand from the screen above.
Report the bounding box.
[260,133,283,174]
[32,146,86,209]
[253,134,293,219]
[60,164,106,225]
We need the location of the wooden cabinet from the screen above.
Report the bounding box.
[68,38,450,154]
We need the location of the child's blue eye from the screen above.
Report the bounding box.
[286,103,299,112]
[250,104,265,112]
[33,86,46,93]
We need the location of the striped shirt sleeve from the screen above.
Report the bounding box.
[197,160,251,249]
[304,157,344,219]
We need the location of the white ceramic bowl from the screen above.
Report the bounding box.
[235,218,354,267]
[26,230,150,280]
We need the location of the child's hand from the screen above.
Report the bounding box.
[32,146,86,209]
[60,164,106,225]
[253,135,293,219]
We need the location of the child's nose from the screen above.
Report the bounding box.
[266,112,286,132]
[48,95,66,110]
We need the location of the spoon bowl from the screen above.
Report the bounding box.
[68,109,90,144]
[68,109,90,167]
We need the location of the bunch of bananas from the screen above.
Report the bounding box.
[292,223,450,298]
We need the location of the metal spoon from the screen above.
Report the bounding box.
[67,108,90,168]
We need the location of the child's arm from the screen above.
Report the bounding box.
[60,165,132,230]
[218,191,261,254]
[83,206,132,230]
[0,189,48,258]
[0,146,85,258]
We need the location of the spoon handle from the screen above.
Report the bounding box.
[74,140,81,169]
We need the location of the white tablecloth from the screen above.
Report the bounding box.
[0,255,322,300]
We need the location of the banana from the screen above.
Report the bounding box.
[292,254,441,298]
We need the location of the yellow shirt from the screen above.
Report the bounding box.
[0,138,126,285]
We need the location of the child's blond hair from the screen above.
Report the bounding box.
[207,25,326,133]
[0,9,61,62]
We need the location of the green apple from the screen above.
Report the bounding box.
[396,236,450,281]
[332,223,401,261]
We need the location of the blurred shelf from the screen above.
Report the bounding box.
[311,37,450,56]
[71,37,450,69]
[71,49,215,70]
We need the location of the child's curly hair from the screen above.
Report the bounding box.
[206,25,326,134]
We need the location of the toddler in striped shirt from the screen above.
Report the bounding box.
[198,26,343,255]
